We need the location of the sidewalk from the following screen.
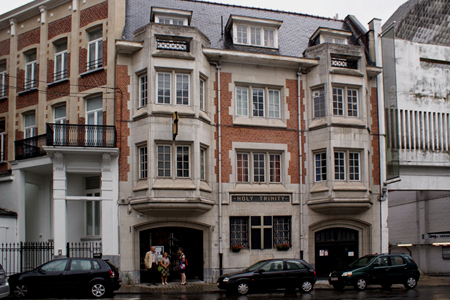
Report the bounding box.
[115,275,450,294]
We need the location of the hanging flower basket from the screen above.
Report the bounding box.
[231,244,243,252]
[276,243,290,251]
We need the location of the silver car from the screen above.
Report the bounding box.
[0,264,9,298]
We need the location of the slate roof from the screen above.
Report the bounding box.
[124,0,350,57]
[383,0,450,46]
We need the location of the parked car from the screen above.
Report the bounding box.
[8,257,121,298]
[0,264,10,299]
[328,253,420,291]
[217,259,316,295]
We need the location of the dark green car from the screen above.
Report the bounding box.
[328,253,420,291]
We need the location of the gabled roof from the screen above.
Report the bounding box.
[383,0,450,46]
[124,0,351,57]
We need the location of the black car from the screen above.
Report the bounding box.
[217,259,316,295]
[0,264,9,299]
[328,253,420,291]
[8,258,121,298]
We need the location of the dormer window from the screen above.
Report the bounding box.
[226,15,282,49]
[151,7,192,26]
[310,27,352,46]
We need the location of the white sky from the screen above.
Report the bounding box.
[0,0,407,27]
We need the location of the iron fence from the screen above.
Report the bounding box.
[46,123,116,148]
[66,242,102,258]
[14,134,47,160]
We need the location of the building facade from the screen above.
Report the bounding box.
[384,0,450,274]
[116,0,385,282]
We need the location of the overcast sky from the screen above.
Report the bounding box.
[0,0,407,27]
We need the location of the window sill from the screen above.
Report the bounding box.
[330,67,364,77]
[331,117,366,128]
[133,106,148,120]
[310,182,328,193]
[0,96,7,101]
[17,88,38,96]
[233,117,286,128]
[232,183,288,193]
[133,180,149,192]
[200,180,212,192]
[333,181,368,191]
[152,104,195,117]
[81,237,102,241]
[199,110,211,123]
[153,178,196,190]
[80,67,104,77]
[47,78,69,87]
[309,118,327,130]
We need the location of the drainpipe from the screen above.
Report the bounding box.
[216,59,223,275]
[297,68,304,259]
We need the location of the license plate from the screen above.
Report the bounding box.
[330,277,339,281]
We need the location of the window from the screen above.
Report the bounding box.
[86,96,103,146]
[0,62,6,98]
[333,87,358,117]
[200,148,206,180]
[25,51,37,90]
[237,25,248,44]
[54,105,67,145]
[41,259,68,272]
[88,28,103,70]
[313,89,325,119]
[139,145,148,179]
[273,216,291,246]
[235,25,276,48]
[334,150,360,181]
[199,78,205,111]
[138,74,148,107]
[24,113,36,138]
[70,259,92,271]
[85,176,100,237]
[157,72,190,105]
[157,17,185,25]
[236,86,281,119]
[0,119,5,162]
[261,260,284,272]
[54,41,68,81]
[230,217,249,248]
[251,216,272,249]
[157,144,190,179]
[237,151,282,183]
[314,152,327,182]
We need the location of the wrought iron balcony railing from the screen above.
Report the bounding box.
[14,134,47,160]
[331,57,358,69]
[46,123,116,148]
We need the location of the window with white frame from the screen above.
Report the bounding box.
[85,176,101,237]
[157,144,190,179]
[199,78,205,111]
[0,119,5,162]
[54,105,67,145]
[25,51,37,90]
[0,62,6,98]
[157,71,190,105]
[157,17,185,25]
[333,87,359,117]
[334,150,360,181]
[237,151,282,183]
[200,148,206,180]
[236,86,281,119]
[139,145,148,179]
[24,113,36,138]
[54,40,68,81]
[314,151,327,182]
[87,27,103,70]
[234,24,278,48]
[138,74,148,107]
[313,88,325,119]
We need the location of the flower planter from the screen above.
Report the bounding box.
[232,248,241,253]
[277,247,289,251]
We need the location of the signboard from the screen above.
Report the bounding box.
[231,195,290,202]
[155,246,164,261]
[428,232,450,239]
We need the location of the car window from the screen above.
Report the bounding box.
[247,260,267,272]
[349,256,376,267]
[390,256,405,266]
[261,260,284,272]
[373,256,389,267]
[286,261,305,270]
[70,259,92,271]
[41,259,69,272]
[93,260,101,270]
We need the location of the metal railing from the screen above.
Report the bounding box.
[66,242,102,258]
[53,69,68,82]
[87,58,103,71]
[46,123,116,148]
[14,134,47,160]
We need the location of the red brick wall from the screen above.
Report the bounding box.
[0,39,10,56]
[80,1,108,28]
[116,65,130,181]
[48,15,72,40]
[370,87,380,185]
[0,163,9,173]
[47,81,70,101]
[18,28,40,51]
[0,96,7,113]
[78,70,107,92]
[16,67,39,109]
[215,72,300,184]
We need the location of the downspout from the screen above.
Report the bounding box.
[297,68,303,259]
[216,59,223,275]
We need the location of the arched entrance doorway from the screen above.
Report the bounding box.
[139,227,203,283]
[315,227,359,278]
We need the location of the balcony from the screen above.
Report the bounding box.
[14,124,116,160]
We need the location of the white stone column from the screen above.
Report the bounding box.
[100,153,117,255]
[52,152,67,257]
[13,169,26,242]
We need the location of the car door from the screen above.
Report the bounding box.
[369,256,390,284]
[37,259,69,292]
[63,259,94,292]
[389,255,407,283]
[285,260,310,288]
[254,260,285,291]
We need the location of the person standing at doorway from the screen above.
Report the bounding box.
[160,252,170,285]
[178,248,187,285]
[144,246,159,286]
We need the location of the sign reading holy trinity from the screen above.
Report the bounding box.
[231,195,291,202]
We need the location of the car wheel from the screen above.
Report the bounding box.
[90,282,108,298]
[381,283,392,289]
[354,277,367,291]
[404,276,417,289]
[332,283,345,291]
[13,284,29,298]
[235,281,250,295]
[300,280,313,293]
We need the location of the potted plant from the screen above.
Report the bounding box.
[231,244,243,252]
[276,242,290,251]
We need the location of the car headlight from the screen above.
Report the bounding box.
[342,272,353,277]
[223,277,230,282]
[329,272,332,277]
